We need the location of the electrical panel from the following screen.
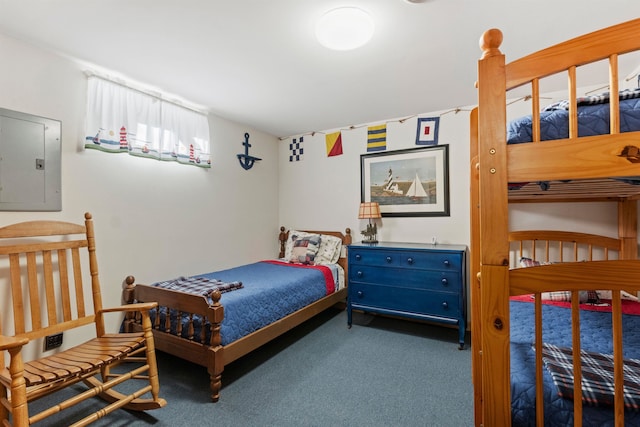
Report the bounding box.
[0,108,61,211]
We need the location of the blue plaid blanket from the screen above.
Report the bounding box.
[152,276,243,296]
[539,342,640,411]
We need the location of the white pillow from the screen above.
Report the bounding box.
[315,234,343,264]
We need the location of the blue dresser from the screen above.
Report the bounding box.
[347,242,467,349]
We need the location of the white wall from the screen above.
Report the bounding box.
[1,33,280,351]
[278,109,471,246]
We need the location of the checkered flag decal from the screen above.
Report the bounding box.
[289,137,303,162]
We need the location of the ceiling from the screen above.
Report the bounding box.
[1,1,639,138]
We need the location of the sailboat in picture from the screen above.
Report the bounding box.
[406,173,428,198]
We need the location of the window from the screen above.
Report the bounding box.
[84,76,211,167]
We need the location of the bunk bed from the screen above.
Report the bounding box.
[470,18,640,426]
[123,226,351,403]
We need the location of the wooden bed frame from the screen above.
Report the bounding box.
[470,18,640,426]
[123,226,351,402]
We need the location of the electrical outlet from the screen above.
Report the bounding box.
[44,333,63,351]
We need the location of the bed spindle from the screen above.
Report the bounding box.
[609,54,620,135]
[532,79,541,143]
[571,292,584,424]
[534,295,544,426]
[187,313,195,340]
[544,241,550,263]
[568,66,578,139]
[612,290,624,424]
[200,317,207,344]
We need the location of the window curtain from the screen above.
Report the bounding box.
[84,76,211,167]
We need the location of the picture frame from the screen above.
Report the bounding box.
[360,145,449,217]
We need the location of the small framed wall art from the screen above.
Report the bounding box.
[415,116,439,145]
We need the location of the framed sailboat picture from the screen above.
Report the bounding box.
[360,145,449,217]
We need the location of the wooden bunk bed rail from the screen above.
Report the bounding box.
[504,18,640,91]
[509,260,640,296]
[508,132,640,183]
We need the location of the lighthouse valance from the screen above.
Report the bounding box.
[84,76,211,168]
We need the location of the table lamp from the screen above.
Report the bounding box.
[358,202,381,244]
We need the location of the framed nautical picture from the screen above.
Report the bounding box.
[360,145,449,217]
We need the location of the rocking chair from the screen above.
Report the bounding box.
[0,212,166,426]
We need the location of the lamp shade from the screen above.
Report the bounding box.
[358,202,381,219]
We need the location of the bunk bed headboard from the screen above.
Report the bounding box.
[470,18,640,427]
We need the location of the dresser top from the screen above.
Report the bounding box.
[349,241,467,252]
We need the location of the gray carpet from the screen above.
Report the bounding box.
[28,309,473,426]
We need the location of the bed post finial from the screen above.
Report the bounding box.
[479,28,503,59]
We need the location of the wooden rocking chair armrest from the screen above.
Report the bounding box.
[99,302,159,315]
[0,335,28,351]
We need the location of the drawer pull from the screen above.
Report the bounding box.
[443,260,450,267]
[357,291,364,298]
[386,256,392,263]
[441,278,449,286]
[357,271,363,278]
[442,301,449,309]
[355,254,362,261]
[407,257,414,265]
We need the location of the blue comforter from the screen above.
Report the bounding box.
[507,91,640,144]
[151,261,337,346]
[510,300,640,426]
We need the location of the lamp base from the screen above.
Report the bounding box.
[362,238,378,244]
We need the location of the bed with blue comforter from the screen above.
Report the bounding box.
[123,227,351,403]
[510,300,640,426]
[151,260,341,346]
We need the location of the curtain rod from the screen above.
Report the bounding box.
[84,70,209,116]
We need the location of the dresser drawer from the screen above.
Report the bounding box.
[349,249,462,271]
[349,265,460,293]
[349,282,461,318]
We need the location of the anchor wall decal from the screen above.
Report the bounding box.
[237,132,262,170]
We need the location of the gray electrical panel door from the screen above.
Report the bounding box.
[0,108,61,211]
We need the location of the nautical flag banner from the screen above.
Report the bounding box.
[415,116,440,145]
[325,131,343,157]
[367,124,387,152]
[289,136,303,162]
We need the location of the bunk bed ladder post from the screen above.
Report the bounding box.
[615,199,635,426]
[618,189,637,260]
[469,106,484,426]
[477,28,512,426]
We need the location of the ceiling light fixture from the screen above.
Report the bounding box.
[315,7,375,51]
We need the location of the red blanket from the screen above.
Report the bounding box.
[263,260,335,294]
[510,295,640,315]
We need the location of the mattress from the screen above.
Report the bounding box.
[510,300,640,426]
[507,89,640,144]
[151,260,342,346]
